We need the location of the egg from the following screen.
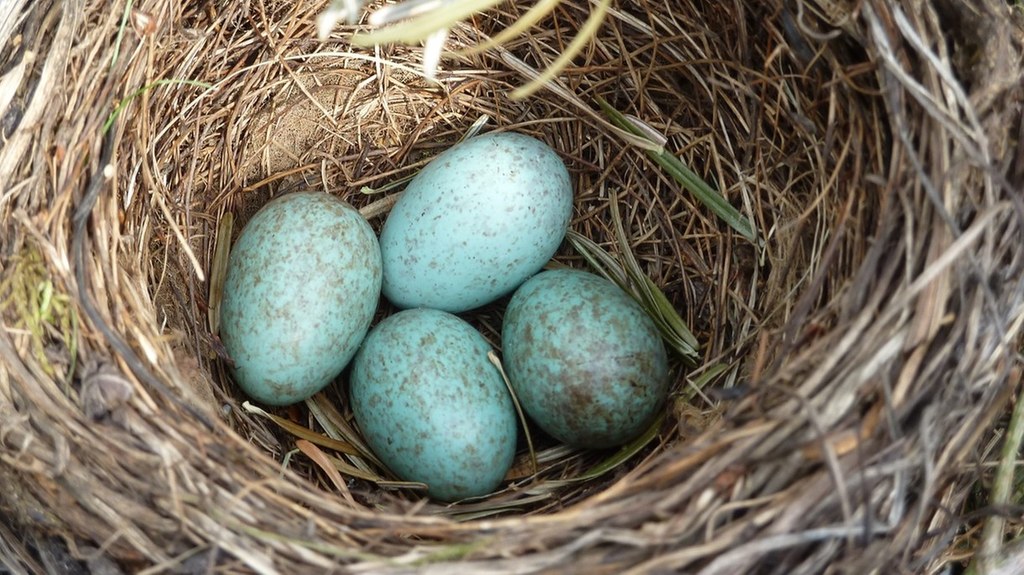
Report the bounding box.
[379,132,573,313]
[501,269,670,448]
[349,308,517,501]
[219,192,381,406]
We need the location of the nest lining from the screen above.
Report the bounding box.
[1,0,1023,573]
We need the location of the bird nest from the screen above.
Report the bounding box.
[2,0,1023,572]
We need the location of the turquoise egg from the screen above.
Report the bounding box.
[219,192,381,406]
[501,269,670,448]
[349,308,517,501]
[379,132,573,313]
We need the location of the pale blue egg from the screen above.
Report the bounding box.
[349,308,517,501]
[380,132,573,313]
[219,192,381,406]
[501,269,670,448]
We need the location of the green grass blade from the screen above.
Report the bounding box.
[607,188,700,356]
[682,363,729,402]
[112,0,134,69]
[541,413,663,487]
[509,0,611,99]
[574,413,663,481]
[596,97,756,243]
[565,230,627,285]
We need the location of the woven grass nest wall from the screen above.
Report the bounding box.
[2,0,1024,572]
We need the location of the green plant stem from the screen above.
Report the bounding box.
[112,0,134,69]
[966,373,1024,575]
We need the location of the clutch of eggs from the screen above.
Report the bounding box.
[219,133,676,501]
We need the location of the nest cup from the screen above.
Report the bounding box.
[2,0,1023,572]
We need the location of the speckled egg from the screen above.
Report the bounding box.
[219,192,381,406]
[349,308,517,501]
[501,269,670,448]
[379,132,573,313]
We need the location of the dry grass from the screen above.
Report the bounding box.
[1,0,1023,573]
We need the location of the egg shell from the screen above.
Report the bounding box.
[380,132,573,313]
[349,308,518,502]
[219,192,381,406]
[501,269,670,448]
